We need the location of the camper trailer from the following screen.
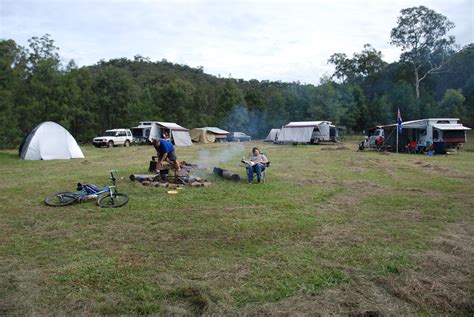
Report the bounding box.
[364,118,471,153]
[277,121,339,144]
[131,121,192,146]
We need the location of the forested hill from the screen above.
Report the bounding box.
[1,36,473,149]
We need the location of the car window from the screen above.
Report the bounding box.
[117,131,126,137]
[127,131,131,137]
[104,131,116,136]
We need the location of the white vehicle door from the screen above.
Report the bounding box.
[116,131,126,145]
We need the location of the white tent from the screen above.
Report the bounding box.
[149,122,193,146]
[264,129,280,142]
[20,121,84,160]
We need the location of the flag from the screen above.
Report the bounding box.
[397,108,403,134]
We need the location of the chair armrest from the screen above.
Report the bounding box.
[265,162,271,167]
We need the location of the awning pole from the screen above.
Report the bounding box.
[396,129,399,154]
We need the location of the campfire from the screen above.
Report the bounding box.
[130,160,212,187]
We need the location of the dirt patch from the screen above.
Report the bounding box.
[411,160,474,180]
[312,224,367,248]
[216,220,474,315]
[321,146,350,151]
[0,258,45,316]
[348,166,365,173]
[233,275,412,315]
[380,221,474,314]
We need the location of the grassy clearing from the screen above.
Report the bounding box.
[0,139,473,315]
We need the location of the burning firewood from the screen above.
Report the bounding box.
[130,161,212,187]
[213,167,240,181]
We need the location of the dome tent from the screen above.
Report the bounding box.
[20,121,84,160]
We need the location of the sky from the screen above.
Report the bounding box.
[1,0,472,84]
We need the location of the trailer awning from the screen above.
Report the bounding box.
[433,124,471,131]
[278,126,314,143]
[157,122,188,131]
[203,127,229,134]
[172,130,193,146]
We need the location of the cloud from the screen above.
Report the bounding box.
[0,0,471,84]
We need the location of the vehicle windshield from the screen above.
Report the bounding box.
[104,131,117,136]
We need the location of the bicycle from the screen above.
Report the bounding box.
[45,171,129,208]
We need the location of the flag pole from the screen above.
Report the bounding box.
[396,127,399,154]
[396,108,402,154]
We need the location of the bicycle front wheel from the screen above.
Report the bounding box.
[97,193,129,208]
[45,192,77,207]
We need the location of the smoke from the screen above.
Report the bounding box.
[223,104,266,138]
[195,142,246,170]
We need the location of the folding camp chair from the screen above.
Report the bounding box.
[246,161,270,184]
[261,161,270,184]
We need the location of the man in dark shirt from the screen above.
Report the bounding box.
[152,138,180,170]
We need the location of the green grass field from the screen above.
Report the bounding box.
[1,139,473,315]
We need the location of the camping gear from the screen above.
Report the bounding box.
[149,156,161,172]
[20,121,84,160]
[190,127,229,143]
[45,171,128,208]
[264,129,280,142]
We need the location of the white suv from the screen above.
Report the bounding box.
[93,129,133,148]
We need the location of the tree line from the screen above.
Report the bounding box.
[0,5,472,149]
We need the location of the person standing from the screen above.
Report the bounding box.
[152,138,180,170]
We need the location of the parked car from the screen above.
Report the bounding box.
[227,132,251,142]
[93,129,133,148]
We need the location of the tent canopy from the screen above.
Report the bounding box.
[202,127,229,135]
[264,129,280,142]
[278,121,334,143]
[278,126,314,143]
[156,122,188,131]
[148,121,192,146]
[190,127,229,143]
[432,124,471,131]
[284,121,331,128]
[20,121,84,160]
[172,130,193,146]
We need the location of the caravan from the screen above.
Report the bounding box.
[277,121,339,144]
[363,118,471,153]
[131,121,193,146]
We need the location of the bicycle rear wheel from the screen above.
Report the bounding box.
[45,192,77,207]
[97,193,129,208]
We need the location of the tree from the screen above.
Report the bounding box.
[438,89,466,120]
[390,6,456,99]
[349,86,369,132]
[328,53,356,83]
[158,78,195,125]
[328,44,386,83]
[0,40,23,147]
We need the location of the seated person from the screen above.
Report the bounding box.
[243,147,268,184]
[152,138,180,170]
[358,139,368,151]
[375,136,384,150]
[407,139,417,153]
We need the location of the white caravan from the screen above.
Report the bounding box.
[277,121,339,144]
